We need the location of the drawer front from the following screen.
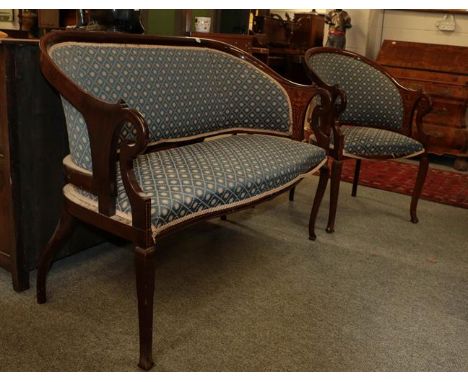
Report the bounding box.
[420,124,468,155]
[398,78,467,100]
[423,98,467,129]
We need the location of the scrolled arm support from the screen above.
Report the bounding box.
[118,107,150,202]
[308,88,333,153]
[327,85,346,159]
[303,57,346,158]
[116,106,154,244]
[332,85,347,117]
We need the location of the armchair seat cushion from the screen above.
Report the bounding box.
[67,134,326,236]
[341,126,424,159]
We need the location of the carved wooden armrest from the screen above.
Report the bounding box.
[302,56,347,118]
[117,106,153,242]
[78,98,151,218]
[387,75,432,146]
[307,88,333,153]
[327,86,346,158]
[413,93,432,147]
[302,59,346,156]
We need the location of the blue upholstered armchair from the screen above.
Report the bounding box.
[304,47,432,232]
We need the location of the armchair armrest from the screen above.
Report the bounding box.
[385,75,432,142]
[307,88,334,153]
[303,55,347,119]
[282,82,334,144]
[413,93,432,147]
[302,55,346,156]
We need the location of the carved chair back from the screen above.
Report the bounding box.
[47,38,293,172]
[305,47,423,136]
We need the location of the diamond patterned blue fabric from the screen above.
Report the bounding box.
[50,42,292,172]
[308,53,403,130]
[340,126,423,158]
[74,134,326,233]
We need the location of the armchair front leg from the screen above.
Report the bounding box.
[307,87,333,238]
[410,93,432,224]
[327,158,343,233]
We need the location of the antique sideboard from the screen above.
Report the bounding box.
[377,40,468,170]
[0,38,103,291]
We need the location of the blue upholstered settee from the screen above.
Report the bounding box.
[37,31,333,370]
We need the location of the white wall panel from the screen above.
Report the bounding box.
[381,10,468,48]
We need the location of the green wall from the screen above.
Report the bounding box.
[146,9,177,35]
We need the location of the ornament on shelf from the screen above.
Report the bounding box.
[325,9,352,49]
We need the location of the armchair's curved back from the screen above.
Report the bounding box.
[46,36,292,172]
[306,48,404,131]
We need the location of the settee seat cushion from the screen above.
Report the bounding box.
[68,134,326,236]
[341,126,424,159]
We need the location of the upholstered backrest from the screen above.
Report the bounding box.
[49,42,292,171]
[308,52,403,131]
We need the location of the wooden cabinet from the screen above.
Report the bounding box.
[291,12,325,50]
[37,10,60,28]
[0,39,103,291]
[190,32,269,63]
[377,40,468,169]
[37,9,77,29]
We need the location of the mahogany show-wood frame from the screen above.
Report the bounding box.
[36,30,333,370]
[301,47,432,233]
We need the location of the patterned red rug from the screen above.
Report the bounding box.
[339,160,468,209]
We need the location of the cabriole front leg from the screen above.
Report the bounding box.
[351,159,361,197]
[327,159,343,233]
[410,153,429,224]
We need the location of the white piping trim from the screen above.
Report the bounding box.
[309,136,425,160]
[63,155,92,174]
[343,148,425,160]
